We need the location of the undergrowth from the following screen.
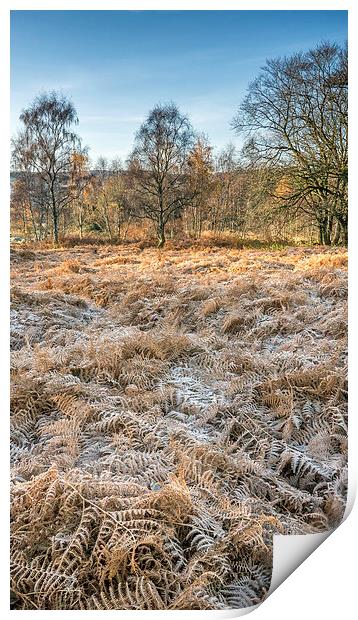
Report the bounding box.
[10,244,347,610]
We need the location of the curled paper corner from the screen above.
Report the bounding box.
[219,528,342,618]
[266,478,356,604]
[214,532,334,618]
[268,529,333,597]
[215,483,357,619]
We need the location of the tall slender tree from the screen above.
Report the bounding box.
[128,103,195,247]
[12,91,86,244]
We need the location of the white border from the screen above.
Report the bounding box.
[0,1,354,10]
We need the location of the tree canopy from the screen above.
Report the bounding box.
[232,42,348,245]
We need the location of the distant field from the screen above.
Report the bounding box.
[10,244,348,610]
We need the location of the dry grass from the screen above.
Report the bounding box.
[10,244,348,610]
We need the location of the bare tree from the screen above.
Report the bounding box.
[11,132,51,241]
[12,91,87,244]
[93,157,114,240]
[128,103,195,247]
[68,151,92,239]
[10,170,50,241]
[185,134,215,238]
[233,42,348,244]
[10,178,30,239]
[107,159,131,242]
[213,144,249,234]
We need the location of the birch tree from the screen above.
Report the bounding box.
[129,103,195,247]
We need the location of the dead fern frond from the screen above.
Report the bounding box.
[10,245,347,609]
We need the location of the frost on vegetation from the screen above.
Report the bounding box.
[10,245,347,610]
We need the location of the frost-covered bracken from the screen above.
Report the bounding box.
[10,244,347,610]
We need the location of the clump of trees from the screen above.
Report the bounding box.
[86,158,131,242]
[11,92,91,244]
[233,41,348,245]
[11,41,348,247]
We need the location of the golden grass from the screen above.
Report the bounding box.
[10,244,347,610]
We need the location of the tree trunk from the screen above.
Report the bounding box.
[319,222,324,245]
[117,206,121,242]
[342,226,348,245]
[157,216,165,248]
[122,216,131,241]
[323,227,332,245]
[332,221,341,245]
[28,201,39,242]
[62,210,67,238]
[21,205,27,238]
[326,215,333,245]
[336,213,348,246]
[51,188,59,245]
[340,219,348,245]
[319,216,332,245]
[44,205,50,240]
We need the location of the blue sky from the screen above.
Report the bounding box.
[11,10,347,164]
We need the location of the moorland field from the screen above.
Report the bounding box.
[10,243,347,610]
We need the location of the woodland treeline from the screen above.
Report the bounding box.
[11,41,347,247]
